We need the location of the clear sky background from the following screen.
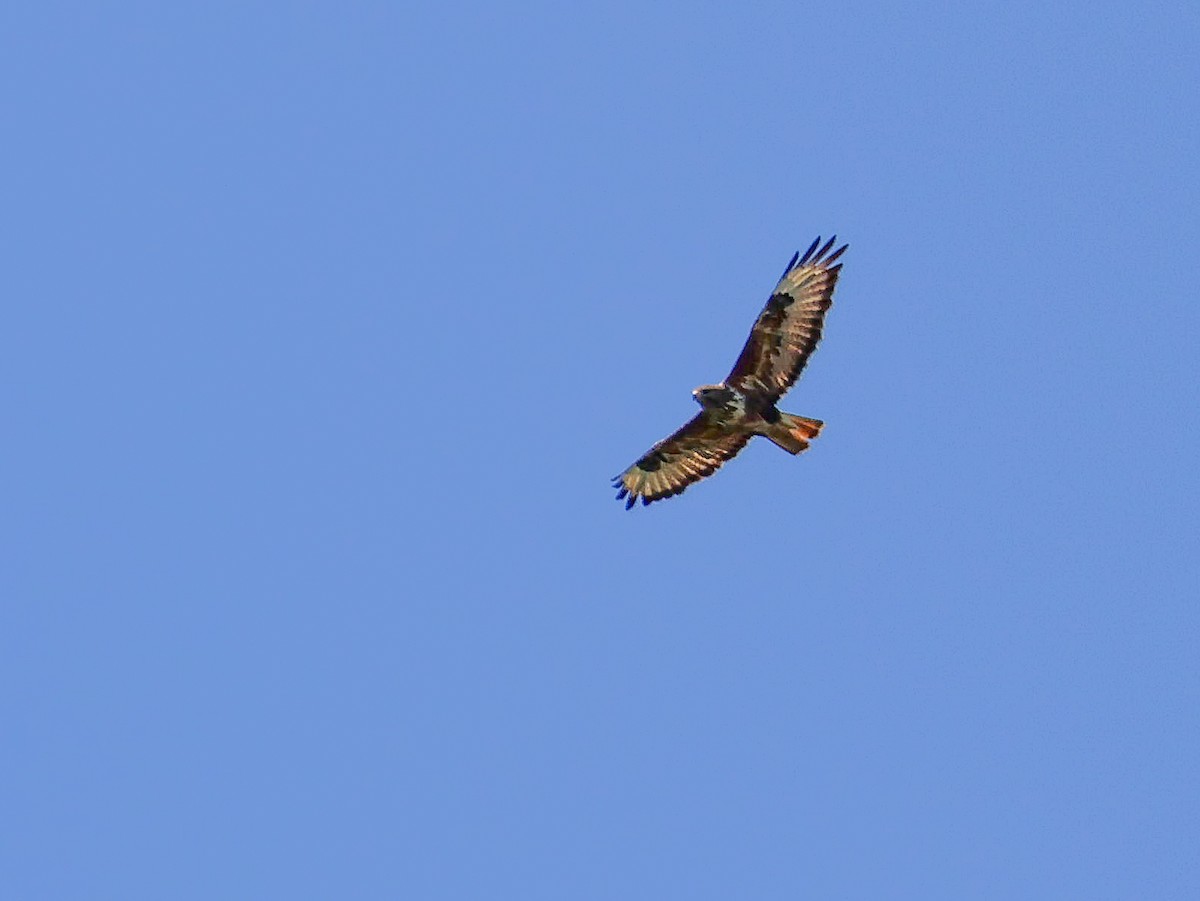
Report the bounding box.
[3,2,1198,899]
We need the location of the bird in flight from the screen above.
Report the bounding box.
[613,236,847,509]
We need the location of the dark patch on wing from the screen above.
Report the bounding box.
[636,451,664,472]
[765,292,793,313]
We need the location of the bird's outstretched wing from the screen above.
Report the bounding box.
[612,415,751,509]
[725,236,847,403]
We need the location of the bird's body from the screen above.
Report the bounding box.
[613,236,847,509]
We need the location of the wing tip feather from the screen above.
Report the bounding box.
[779,250,800,280]
[797,236,821,266]
[796,234,850,268]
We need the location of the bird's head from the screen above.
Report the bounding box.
[692,384,730,409]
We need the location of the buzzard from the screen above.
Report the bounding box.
[613,236,847,509]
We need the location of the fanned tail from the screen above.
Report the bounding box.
[765,413,823,455]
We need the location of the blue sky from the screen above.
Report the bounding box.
[3,2,1198,898]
